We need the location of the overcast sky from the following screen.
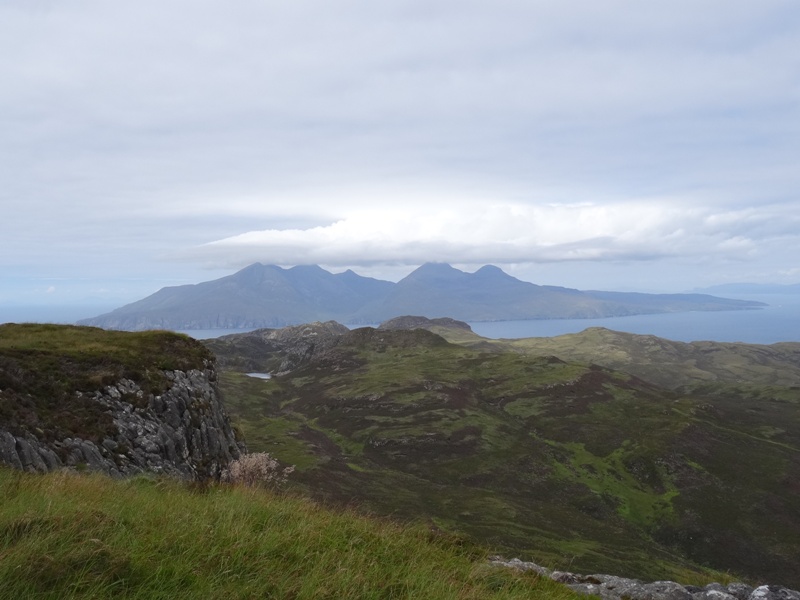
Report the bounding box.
[2,0,799,316]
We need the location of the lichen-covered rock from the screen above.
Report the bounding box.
[0,366,244,480]
[488,556,552,578]
[566,576,694,600]
[750,586,800,600]
[0,430,23,470]
[490,557,798,600]
[727,583,756,600]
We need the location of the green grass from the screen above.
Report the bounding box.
[0,324,211,377]
[544,441,679,527]
[0,468,582,600]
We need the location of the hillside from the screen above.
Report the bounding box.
[0,468,580,599]
[77,262,764,330]
[209,322,800,587]
[501,328,800,390]
[382,320,800,391]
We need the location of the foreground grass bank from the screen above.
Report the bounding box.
[0,468,580,599]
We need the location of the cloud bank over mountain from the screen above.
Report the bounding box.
[182,201,795,269]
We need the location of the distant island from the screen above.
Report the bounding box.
[78,262,766,331]
[693,282,800,295]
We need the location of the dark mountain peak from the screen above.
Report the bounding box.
[228,263,286,285]
[238,262,267,272]
[400,262,464,284]
[287,264,329,276]
[474,264,504,275]
[334,269,395,296]
[335,269,389,284]
[335,269,364,284]
[472,264,526,284]
[228,264,333,287]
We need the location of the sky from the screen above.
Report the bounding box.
[2,0,799,320]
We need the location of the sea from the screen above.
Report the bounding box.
[172,293,800,345]
[4,294,799,345]
[468,294,800,344]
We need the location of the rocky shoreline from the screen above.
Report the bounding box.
[490,557,800,600]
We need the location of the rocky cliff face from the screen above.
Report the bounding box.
[0,364,244,480]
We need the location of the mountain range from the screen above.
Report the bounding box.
[78,262,765,330]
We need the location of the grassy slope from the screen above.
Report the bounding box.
[0,468,580,600]
[217,327,800,586]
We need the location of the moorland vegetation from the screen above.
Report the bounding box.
[208,320,800,587]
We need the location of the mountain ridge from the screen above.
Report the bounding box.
[78,262,766,331]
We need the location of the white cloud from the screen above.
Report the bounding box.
[177,199,797,271]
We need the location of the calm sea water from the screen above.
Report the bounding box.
[179,294,800,345]
[470,294,800,344]
[6,295,797,345]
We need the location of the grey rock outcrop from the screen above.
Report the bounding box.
[204,321,350,374]
[0,366,244,480]
[749,587,800,600]
[490,557,796,600]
